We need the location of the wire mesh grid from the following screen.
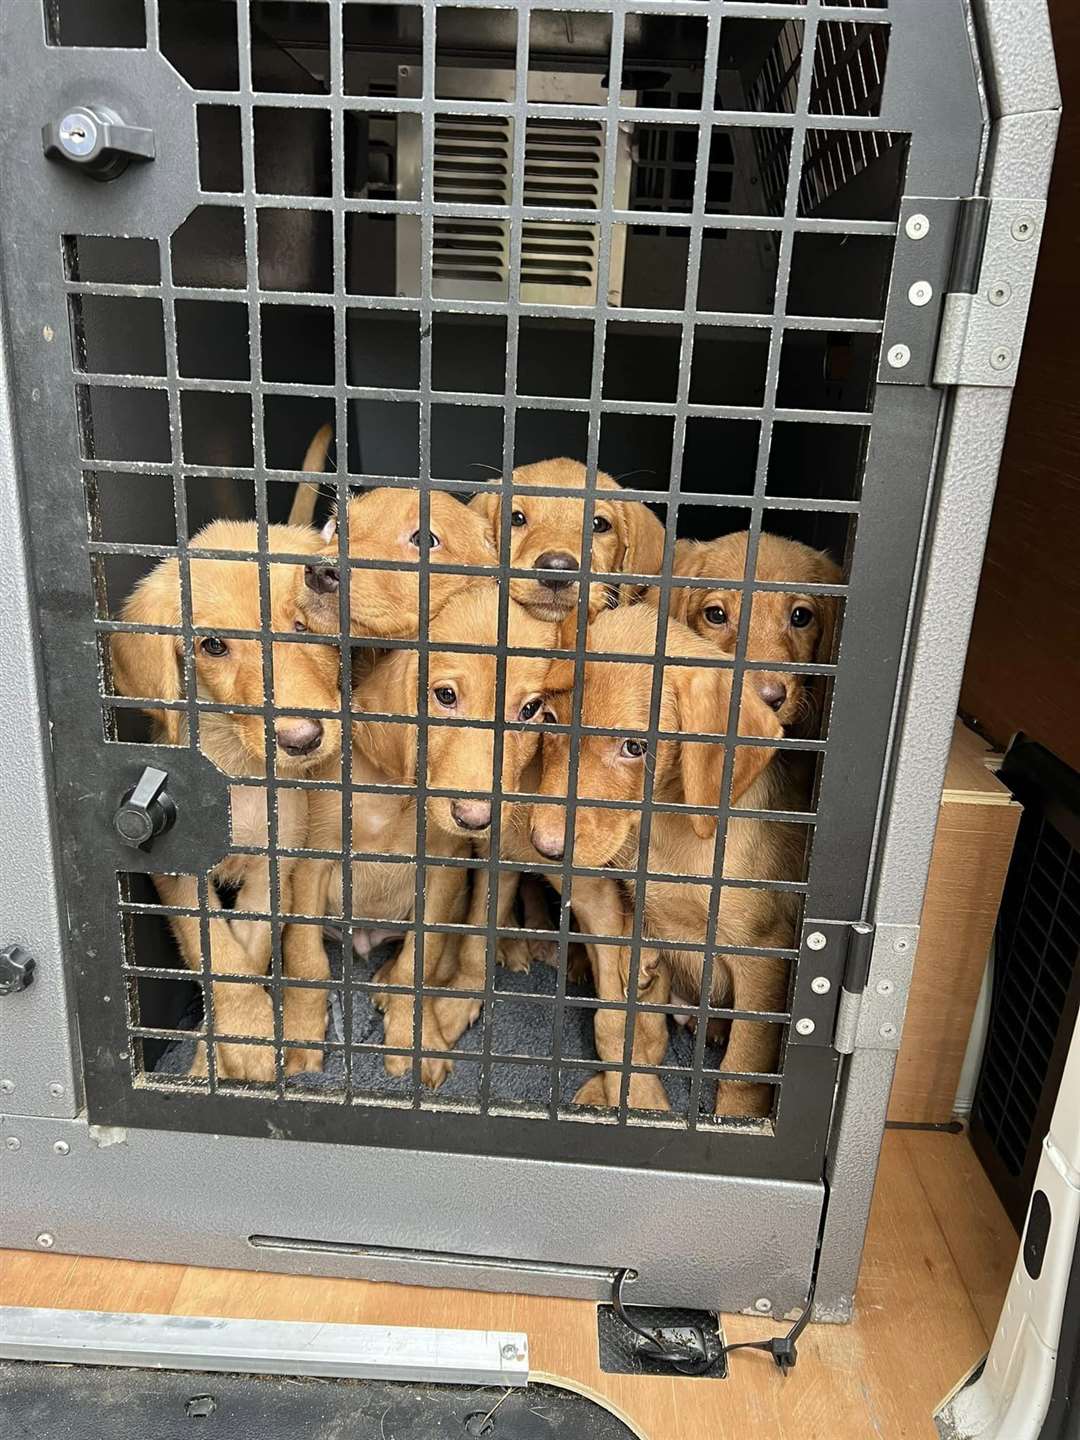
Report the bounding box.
[56,0,906,1146]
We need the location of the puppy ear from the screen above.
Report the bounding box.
[674,668,781,837]
[613,499,666,607]
[667,539,697,622]
[468,488,502,542]
[111,558,184,745]
[354,648,419,782]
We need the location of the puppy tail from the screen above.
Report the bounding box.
[289,423,334,527]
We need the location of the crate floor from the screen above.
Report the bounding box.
[0,1131,1018,1440]
[153,940,727,1113]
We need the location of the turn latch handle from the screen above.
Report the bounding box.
[43,105,155,181]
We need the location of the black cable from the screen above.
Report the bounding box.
[611,1269,815,1379]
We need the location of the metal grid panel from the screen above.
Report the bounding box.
[6,0,943,1177]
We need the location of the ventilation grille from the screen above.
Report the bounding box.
[977,816,1080,1176]
[430,113,604,301]
[971,739,1080,1230]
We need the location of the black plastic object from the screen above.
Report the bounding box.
[970,736,1080,1231]
[1025,1190,1053,1281]
[114,767,177,851]
[42,105,155,180]
[0,1363,635,1440]
[0,944,35,996]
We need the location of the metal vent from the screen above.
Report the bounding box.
[403,69,628,304]
[971,739,1080,1231]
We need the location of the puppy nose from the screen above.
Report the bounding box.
[531,828,565,860]
[757,681,788,712]
[450,799,491,831]
[305,563,339,595]
[535,552,578,591]
[275,717,324,756]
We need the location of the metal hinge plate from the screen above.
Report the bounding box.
[933,197,1047,387]
[789,920,874,1050]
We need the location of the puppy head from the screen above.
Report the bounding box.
[470,459,665,623]
[296,488,496,639]
[111,520,342,777]
[672,531,841,734]
[355,584,558,840]
[529,607,781,865]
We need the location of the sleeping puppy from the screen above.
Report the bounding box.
[529,604,787,1117]
[111,521,343,1082]
[296,486,496,639]
[670,530,841,736]
[470,458,665,624]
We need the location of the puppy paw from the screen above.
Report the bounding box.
[572,1074,609,1107]
[284,1046,325,1076]
[217,1041,277,1083]
[714,1082,773,1119]
[498,938,533,973]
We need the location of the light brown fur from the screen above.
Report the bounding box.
[296,487,496,639]
[110,520,343,1082]
[531,605,788,1116]
[470,458,665,624]
[352,583,559,1079]
[670,531,841,734]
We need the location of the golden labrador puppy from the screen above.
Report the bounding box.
[353,582,558,1076]
[530,604,787,1117]
[670,530,841,734]
[111,520,343,1082]
[296,487,496,639]
[470,458,665,624]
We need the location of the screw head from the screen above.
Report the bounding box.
[905,213,930,240]
[754,1297,772,1313]
[501,1341,520,1360]
[990,346,1012,371]
[5,1136,20,1151]
[53,1140,70,1156]
[795,1017,816,1037]
[48,1083,64,1099]
[1011,216,1036,242]
[908,280,933,307]
[894,938,909,953]
[810,976,831,996]
[887,343,911,370]
[37,1232,55,1249]
[806,931,827,952]
[879,1022,898,1040]
[988,281,1012,307]
[876,979,895,996]
[0,1079,14,1094]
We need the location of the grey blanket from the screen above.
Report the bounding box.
[155,940,722,1113]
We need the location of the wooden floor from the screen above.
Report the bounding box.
[0,1129,1015,1440]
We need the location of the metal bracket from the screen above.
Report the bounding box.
[789,921,872,1048]
[933,197,1047,387]
[878,198,962,387]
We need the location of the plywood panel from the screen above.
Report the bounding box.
[0,1132,1008,1440]
[960,0,1080,773]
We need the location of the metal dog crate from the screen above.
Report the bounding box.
[0,1,1059,1321]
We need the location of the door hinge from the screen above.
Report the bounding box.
[790,920,873,1050]
[933,196,1046,387]
[878,195,1045,391]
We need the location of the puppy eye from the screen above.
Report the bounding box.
[433,685,457,707]
[518,697,543,721]
[294,619,308,633]
[408,529,441,549]
[510,510,527,528]
[620,738,647,759]
[703,605,728,627]
[199,636,229,658]
[592,515,612,534]
[790,605,815,629]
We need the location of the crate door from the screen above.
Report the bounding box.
[0,1,981,1184]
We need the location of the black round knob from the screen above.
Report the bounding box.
[114,767,176,851]
[42,105,155,181]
